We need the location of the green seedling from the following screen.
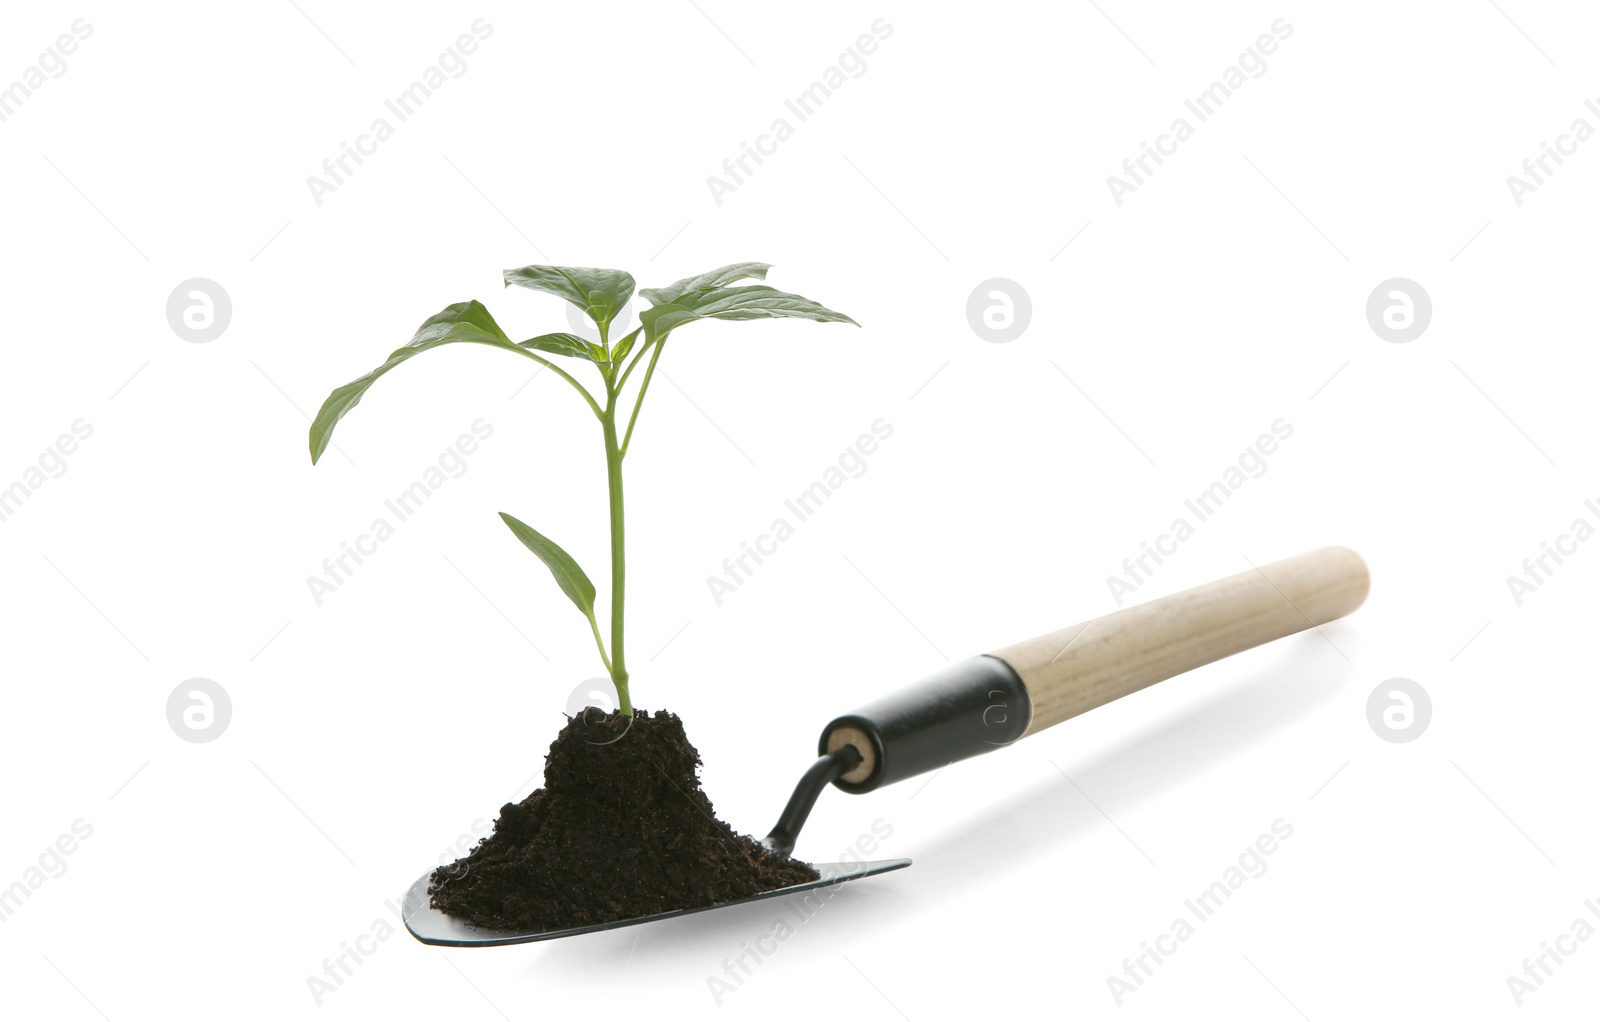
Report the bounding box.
[309,263,855,715]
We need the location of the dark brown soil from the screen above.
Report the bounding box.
[428,709,819,931]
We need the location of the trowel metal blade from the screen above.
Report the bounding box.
[402,857,912,947]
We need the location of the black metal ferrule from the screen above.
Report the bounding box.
[819,654,1031,794]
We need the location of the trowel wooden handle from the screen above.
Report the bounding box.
[990,545,1370,736]
[820,547,1369,793]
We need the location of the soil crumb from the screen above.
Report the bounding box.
[429,709,819,932]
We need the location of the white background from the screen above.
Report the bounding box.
[2,1,1597,1018]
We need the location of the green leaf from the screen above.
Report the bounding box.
[638,303,699,341]
[639,262,771,306]
[609,327,640,367]
[498,511,597,620]
[639,284,858,341]
[309,301,528,465]
[521,331,605,363]
[503,264,636,331]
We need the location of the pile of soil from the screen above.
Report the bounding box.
[429,709,819,932]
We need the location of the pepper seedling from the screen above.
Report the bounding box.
[309,263,855,715]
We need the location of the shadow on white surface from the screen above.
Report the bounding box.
[911,629,1361,886]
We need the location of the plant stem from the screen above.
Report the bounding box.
[601,386,632,716]
[514,348,603,420]
[585,611,613,675]
[620,339,664,458]
[614,329,654,390]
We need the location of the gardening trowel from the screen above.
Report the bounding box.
[404,546,1369,945]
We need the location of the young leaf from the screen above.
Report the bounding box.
[310,301,529,465]
[608,327,640,367]
[639,284,858,341]
[503,265,636,331]
[498,512,597,620]
[522,332,605,362]
[639,262,772,306]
